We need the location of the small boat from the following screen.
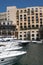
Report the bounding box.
[17,40,30,46]
[31,41,37,43]
[0,45,23,52]
[0,37,27,65]
[5,46,22,51]
[0,37,30,46]
[0,51,26,65]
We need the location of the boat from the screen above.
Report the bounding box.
[0,51,26,65]
[0,37,30,46]
[31,41,37,43]
[0,45,23,52]
[0,37,27,65]
[5,38,30,45]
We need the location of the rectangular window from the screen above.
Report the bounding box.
[40,18,42,25]
[17,21,19,25]
[31,8,34,15]
[28,25,30,29]
[20,26,23,30]
[27,9,30,15]
[32,16,34,21]
[24,23,26,26]
[32,34,34,37]
[32,38,35,40]
[24,9,27,13]
[17,10,19,14]
[28,17,30,22]
[16,15,19,19]
[36,15,39,23]
[24,35,26,37]
[40,13,42,17]
[20,15,22,21]
[35,8,38,12]
[36,34,39,36]
[24,26,27,30]
[20,23,22,26]
[36,25,39,28]
[32,25,34,28]
[24,15,26,21]
[20,10,23,13]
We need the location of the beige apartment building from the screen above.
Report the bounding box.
[0,6,43,40]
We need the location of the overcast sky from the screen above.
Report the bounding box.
[0,0,43,12]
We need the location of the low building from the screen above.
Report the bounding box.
[0,20,16,38]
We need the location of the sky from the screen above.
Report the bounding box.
[0,0,43,12]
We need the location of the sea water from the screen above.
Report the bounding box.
[1,43,43,65]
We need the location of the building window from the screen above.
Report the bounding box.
[36,13,38,16]
[31,8,34,15]
[28,17,30,22]
[20,35,22,37]
[40,25,42,27]
[20,23,22,26]
[36,15,39,23]
[20,32,22,33]
[40,8,42,12]
[20,15,22,21]
[5,18,7,20]
[36,25,39,28]
[24,23,26,26]
[40,18,42,25]
[7,22,9,25]
[24,32,26,34]
[24,15,26,21]
[32,38,34,40]
[32,31,34,33]
[20,10,23,13]
[17,21,19,25]
[16,15,19,19]
[32,25,34,28]
[24,35,26,37]
[36,18,39,23]
[40,13,42,17]
[32,34,34,37]
[20,26,23,30]
[32,16,34,21]
[40,18,42,22]
[17,10,19,14]
[28,22,30,25]
[27,9,30,15]
[28,25,30,29]
[24,9,27,13]
[36,34,39,36]
[24,26,27,29]
[35,8,38,12]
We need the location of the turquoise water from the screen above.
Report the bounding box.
[2,43,43,65]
